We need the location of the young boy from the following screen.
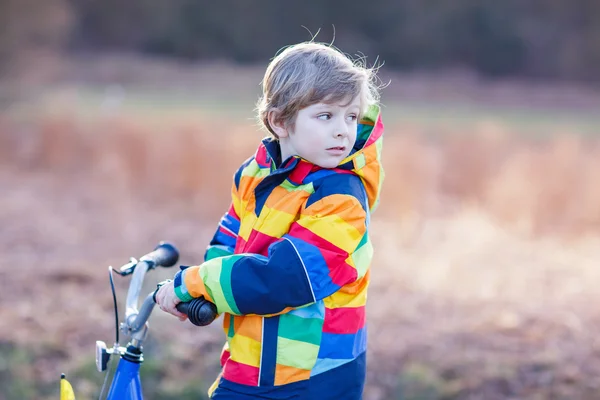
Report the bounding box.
[155,41,385,399]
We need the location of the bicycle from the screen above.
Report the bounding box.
[65,242,218,400]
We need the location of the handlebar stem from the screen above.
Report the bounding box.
[125,260,152,323]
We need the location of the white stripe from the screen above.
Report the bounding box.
[219,223,238,237]
[283,237,316,302]
[257,317,265,387]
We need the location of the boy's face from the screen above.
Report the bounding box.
[279,96,360,169]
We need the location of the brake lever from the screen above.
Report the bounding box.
[113,257,139,276]
[152,279,173,303]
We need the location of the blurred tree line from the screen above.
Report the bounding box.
[2,0,600,82]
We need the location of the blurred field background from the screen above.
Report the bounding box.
[2,1,600,399]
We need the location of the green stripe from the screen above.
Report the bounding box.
[242,160,271,178]
[357,123,372,142]
[199,259,230,314]
[364,104,379,123]
[174,286,194,302]
[219,256,242,315]
[354,153,366,170]
[276,337,319,370]
[352,236,373,279]
[278,314,323,346]
[355,231,369,250]
[280,180,314,193]
[205,246,232,261]
[228,314,235,338]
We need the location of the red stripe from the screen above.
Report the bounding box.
[364,114,384,147]
[289,224,357,286]
[255,145,269,167]
[219,226,237,238]
[288,160,313,184]
[220,349,231,368]
[223,359,259,386]
[228,204,239,220]
[235,237,247,253]
[244,229,279,256]
[332,168,354,175]
[323,306,366,334]
[289,223,347,255]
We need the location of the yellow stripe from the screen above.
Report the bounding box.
[297,213,363,253]
[229,334,261,367]
[256,207,297,237]
[324,281,368,308]
[238,212,257,241]
[232,192,243,218]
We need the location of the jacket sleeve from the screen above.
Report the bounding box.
[202,158,250,261]
[203,203,240,261]
[173,173,372,316]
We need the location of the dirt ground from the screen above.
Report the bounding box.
[2,60,600,399]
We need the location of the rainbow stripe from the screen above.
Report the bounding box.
[174,105,384,392]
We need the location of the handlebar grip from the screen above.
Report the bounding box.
[176,297,218,326]
[141,242,179,268]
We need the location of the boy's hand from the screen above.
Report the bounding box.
[154,280,188,321]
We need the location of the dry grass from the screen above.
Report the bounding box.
[2,88,600,399]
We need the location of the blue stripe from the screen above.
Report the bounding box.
[259,316,279,386]
[215,377,309,399]
[174,269,184,288]
[307,352,366,399]
[317,327,367,359]
[311,357,354,376]
[212,231,236,248]
[234,156,254,189]
[229,247,314,315]
[303,169,337,184]
[282,234,342,300]
[262,138,281,167]
[287,301,326,320]
[306,173,368,211]
[213,354,366,399]
[222,213,241,235]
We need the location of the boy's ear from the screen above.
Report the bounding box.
[267,109,289,138]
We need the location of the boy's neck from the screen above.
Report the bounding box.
[278,137,296,165]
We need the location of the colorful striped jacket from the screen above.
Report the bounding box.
[173,105,384,398]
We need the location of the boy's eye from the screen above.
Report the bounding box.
[317,113,331,120]
[347,114,358,122]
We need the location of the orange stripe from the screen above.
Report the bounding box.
[234,314,262,342]
[339,271,370,295]
[274,364,311,385]
[302,194,366,233]
[182,266,212,301]
[265,186,310,214]
[238,175,264,201]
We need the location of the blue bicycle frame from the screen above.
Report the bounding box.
[95,245,176,400]
[106,358,143,399]
[91,243,215,400]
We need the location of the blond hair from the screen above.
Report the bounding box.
[257,42,380,139]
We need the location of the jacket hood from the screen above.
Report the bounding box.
[341,104,385,212]
[258,105,384,212]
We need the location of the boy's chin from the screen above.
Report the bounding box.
[313,159,341,169]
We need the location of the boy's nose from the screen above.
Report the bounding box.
[334,120,348,137]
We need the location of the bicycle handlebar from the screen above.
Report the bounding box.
[176,297,218,326]
[122,242,180,338]
[118,242,216,348]
[139,242,179,268]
